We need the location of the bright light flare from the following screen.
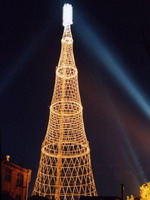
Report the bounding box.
[63,3,73,27]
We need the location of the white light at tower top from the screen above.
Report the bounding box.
[63,3,73,27]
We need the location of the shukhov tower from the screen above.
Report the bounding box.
[32,4,97,200]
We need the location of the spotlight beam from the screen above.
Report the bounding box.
[75,16,150,119]
[1,21,50,96]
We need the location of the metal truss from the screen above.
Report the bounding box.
[32,4,97,200]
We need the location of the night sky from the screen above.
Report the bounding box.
[1,0,150,197]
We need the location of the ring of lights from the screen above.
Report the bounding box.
[56,65,77,79]
[50,101,82,115]
[41,143,90,158]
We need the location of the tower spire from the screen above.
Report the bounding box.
[62,4,73,27]
[57,3,75,76]
[32,4,97,200]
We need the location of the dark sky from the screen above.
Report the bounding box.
[1,0,150,198]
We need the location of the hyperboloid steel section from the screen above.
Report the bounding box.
[32,4,97,200]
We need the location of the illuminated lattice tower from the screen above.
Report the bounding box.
[32,4,97,200]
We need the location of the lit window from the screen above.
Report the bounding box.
[16,173,23,187]
[4,168,11,181]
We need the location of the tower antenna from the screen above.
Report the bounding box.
[63,3,73,27]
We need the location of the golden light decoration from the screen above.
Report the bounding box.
[126,195,134,200]
[140,182,150,200]
[32,4,97,200]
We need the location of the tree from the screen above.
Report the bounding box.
[140,182,150,200]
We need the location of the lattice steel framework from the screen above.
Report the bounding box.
[32,4,97,200]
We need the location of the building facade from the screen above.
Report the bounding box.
[1,157,32,200]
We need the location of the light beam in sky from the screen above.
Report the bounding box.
[104,89,147,184]
[75,15,150,119]
[0,21,50,96]
[75,10,149,187]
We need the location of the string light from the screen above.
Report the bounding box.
[32,4,97,200]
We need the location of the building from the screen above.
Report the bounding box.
[1,156,32,200]
[32,3,97,200]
